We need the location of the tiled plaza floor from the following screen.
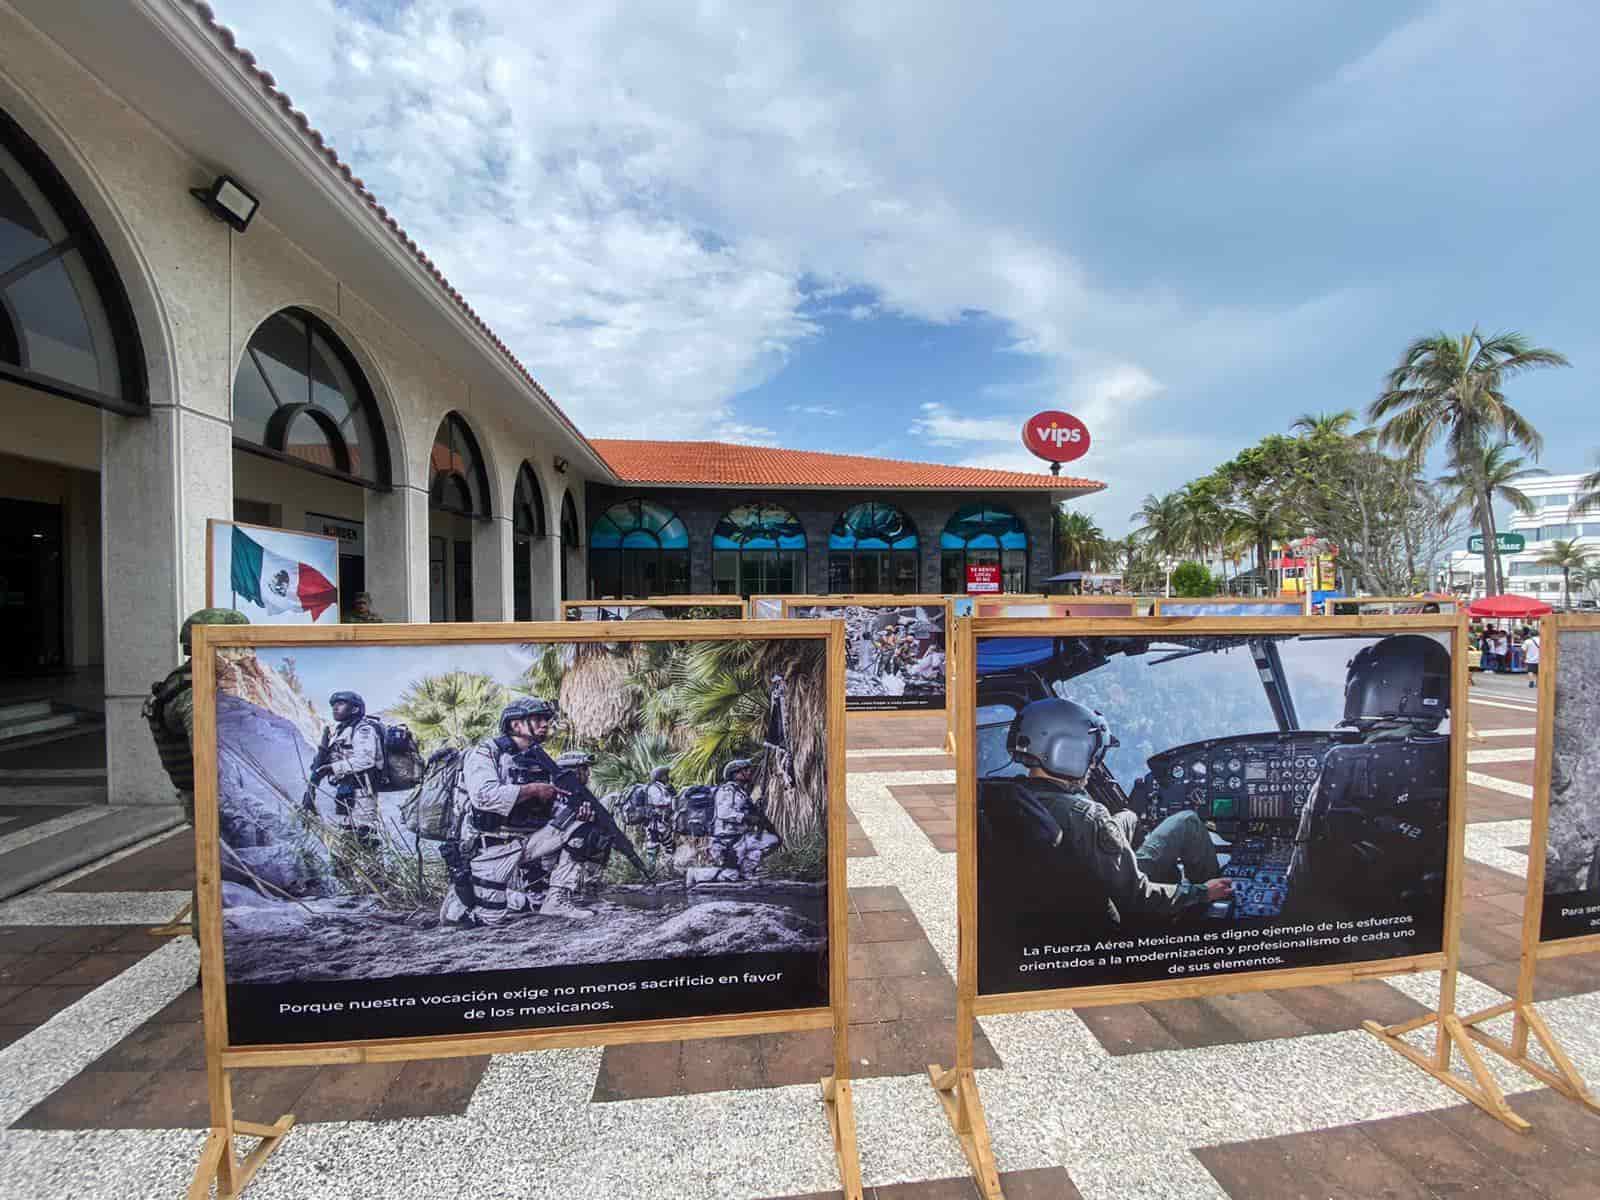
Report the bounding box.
[0,697,1597,1198]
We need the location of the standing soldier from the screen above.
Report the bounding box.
[306,691,383,853]
[643,765,678,869]
[342,592,384,623]
[143,608,249,942]
[439,697,593,926]
[710,759,782,880]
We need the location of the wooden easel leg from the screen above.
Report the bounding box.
[1362,1014,1531,1133]
[1458,1001,1600,1114]
[820,1076,865,1200]
[149,899,194,938]
[927,1064,1005,1199]
[186,1064,298,1198]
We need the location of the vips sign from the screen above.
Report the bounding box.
[966,564,1001,594]
[1021,410,1091,465]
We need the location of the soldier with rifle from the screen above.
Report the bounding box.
[710,758,782,880]
[303,690,382,853]
[642,765,678,869]
[547,750,652,902]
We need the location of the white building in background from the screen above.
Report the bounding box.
[1442,472,1600,604]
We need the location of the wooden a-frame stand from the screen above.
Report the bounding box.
[1404,615,1599,1119]
[184,619,862,1199]
[931,613,1488,1196]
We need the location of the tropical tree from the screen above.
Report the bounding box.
[1290,409,1360,440]
[1436,441,1545,593]
[1368,328,1569,594]
[1571,457,1600,519]
[1054,509,1107,573]
[1130,491,1186,561]
[1170,561,1215,597]
[389,671,509,753]
[1536,539,1594,611]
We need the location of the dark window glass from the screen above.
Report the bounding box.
[711,502,806,594]
[940,502,1028,592]
[586,498,690,597]
[429,413,490,517]
[233,308,389,487]
[828,502,917,593]
[514,464,546,537]
[0,112,144,410]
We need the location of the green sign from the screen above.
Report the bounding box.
[1467,533,1526,553]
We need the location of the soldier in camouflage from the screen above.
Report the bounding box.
[342,592,384,624]
[643,764,678,868]
[711,759,780,880]
[143,608,249,941]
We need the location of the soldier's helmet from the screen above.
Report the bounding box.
[500,696,558,736]
[179,608,248,655]
[1007,697,1118,780]
[1341,634,1450,731]
[650,765,671,783]
[353,592,374,607]
[722,757,755,782]
[328,690,366,720]
[556,750,595,770]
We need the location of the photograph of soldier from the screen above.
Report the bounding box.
[205,634,831,1043]
[1540,629,1600,942]
[974,629,1453,995]
[787,603,946,710]
[342,591,384,623]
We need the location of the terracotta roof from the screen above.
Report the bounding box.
[591,440,1104,491]
[181,2,592,453]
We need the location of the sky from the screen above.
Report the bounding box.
[212,1,1599,535]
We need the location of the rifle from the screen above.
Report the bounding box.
[549,769,654,880]
[743,793,784,847]
[302,728,332,812]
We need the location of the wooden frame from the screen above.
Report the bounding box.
[780,594,953,720]
[561,596,749,619]
[973,596,1138,618]
[205,518,343,624]
[1152,595,1308,617]
[1450,614,1600,1117]
[186,618,860,1199]
[1323,597,1459,617]
[931,614,1483,1195]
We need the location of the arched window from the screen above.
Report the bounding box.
[233,308,390,487]
[828,501,919,594]
[1,107,146,414]
[559,490,580,602]
[941,503,1029,593]
[712,502,806,596]
[429,413,490,517]
[512,463,545,621]
[588,498,689,597]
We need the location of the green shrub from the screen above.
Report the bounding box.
[1171,561,1216,596]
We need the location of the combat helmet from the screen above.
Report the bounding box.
[722,757,755,782]
[179,608,248,655]
[328,690,366,721]
[1007,697,1118,780]
[650,765,671,784]
[500,696,558,736]
[1341,634,1450,731]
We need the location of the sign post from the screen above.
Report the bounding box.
[1467,533,1526,554]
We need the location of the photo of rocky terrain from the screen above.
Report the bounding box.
[1546,629,1600,898]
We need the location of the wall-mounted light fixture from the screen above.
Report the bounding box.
[190,174,259,232]
[553,456,568,474]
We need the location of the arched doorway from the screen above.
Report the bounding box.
[712,502,806,595]
[587,498,690,597]
[828,502,919,594]
[231,307,392,613]
[559,490,580,601]
[941,502,1029,593]
[512,462,546,620]
[428,413,491,621]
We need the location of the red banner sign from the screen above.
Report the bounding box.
[966,564,1001,593]
[1021,410,1091,464]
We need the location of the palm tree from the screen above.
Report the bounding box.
[1130,492,1185,560]
[1054,509,1107,574]
[1436,442,1544,594]
[389,671,509,753]
[1536,539,1594,611]
[1228,497,1290,594]
[1368,328,1569,593]
[1571,457,1600,519]
[1290,409,1360,440]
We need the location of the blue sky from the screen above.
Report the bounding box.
[214,1,1598,534]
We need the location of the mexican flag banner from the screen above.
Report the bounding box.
[230,526,338,619]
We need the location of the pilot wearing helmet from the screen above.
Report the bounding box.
[986,697,1232,924]
[1287,634,1451,910]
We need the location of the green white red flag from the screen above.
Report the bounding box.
[230,526,337,619]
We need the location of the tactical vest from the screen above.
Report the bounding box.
[143,665,193,795]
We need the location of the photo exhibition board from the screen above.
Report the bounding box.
[963,615,1462,1006]
[1537,618,1600,945]
[191,620,843,1053]
[782,595,949,713]
[207,519,341,626]
[561,598,748,621]
[973,597,1137,618]
[1325,598,1459,616]
[1153,597,1307,618]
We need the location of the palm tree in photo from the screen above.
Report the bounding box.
[1368,328,1569,594]
[1436,441,1544,594]
[389,671,510,753]
[1535,539,1594,611]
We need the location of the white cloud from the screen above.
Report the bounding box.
[794,404,842,417]
[711,422,780,446]
[911,402,1021,445]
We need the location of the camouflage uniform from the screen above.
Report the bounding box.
[143,608,249,941]
[711,762,780,880]
[643,774,678,865]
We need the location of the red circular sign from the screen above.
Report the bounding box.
[1021,410,1091,464]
